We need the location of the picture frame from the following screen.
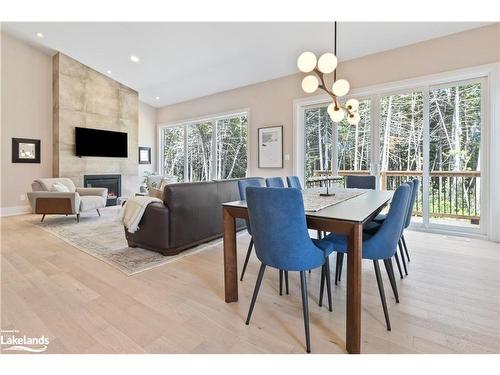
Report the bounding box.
[138,146,151,164]
[12,138,41,163]
[258,125,283,168]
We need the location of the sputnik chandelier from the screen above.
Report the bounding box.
[297,22,360,125]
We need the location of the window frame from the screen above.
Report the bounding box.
[158,109,250,182]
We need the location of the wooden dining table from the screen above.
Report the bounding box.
[221,188,393,354]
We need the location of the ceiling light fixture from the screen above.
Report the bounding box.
[36,32,43,38]
[297,22,360,124]
[130,55,140,63]
[155,96,160,100]
[107,70,112,74]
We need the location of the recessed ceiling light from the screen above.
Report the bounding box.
[130,55,140,63]
[107,70,112,74]
[36,32,43,38]
[155,96,160,100]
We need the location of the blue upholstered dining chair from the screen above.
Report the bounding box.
[265,177,285,188]
[245,187,335,353]
[286,176,302,190]
[238,178,266,281]
[371,179,419,277]
[346,175,376,189]
[322,183,411,331]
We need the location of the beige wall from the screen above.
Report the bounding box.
[157,23,500,178]
[1,32,53,211]
[138,101,157,178]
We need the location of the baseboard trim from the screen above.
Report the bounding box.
[0,205,31,217]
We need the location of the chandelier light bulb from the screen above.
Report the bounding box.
[297,52,317,73]
[346,98,359,111]
[317,53,337,74]
[328,103,345,122]
[347,111,361,125]
[332,79,350,97]
[301,75,319,93]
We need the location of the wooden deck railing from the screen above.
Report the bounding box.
[307,170,481,223]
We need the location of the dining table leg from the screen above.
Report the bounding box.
[223,207,238,303]
[346,222,363,354]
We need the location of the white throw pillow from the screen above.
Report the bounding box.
[51,182,70,192]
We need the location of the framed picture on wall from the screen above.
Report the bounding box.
[12,138,41,163]
[258,125,283,168]
[138,147,151,164]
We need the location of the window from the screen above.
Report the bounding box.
[303,99,371,181]
[160,112,248,182]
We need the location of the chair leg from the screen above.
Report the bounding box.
[279,270,283,296]
[40,214,46,222]
[373,260,391,331]
[240,238,253,281]
[96,209,101,216]
[245,263,266,325]
[76,213,80,223]
[336,252,344,284]
[335,253,340,285]
[284,271,289,295]
[383,258,399,303]
[299,271,311,353]
[402,234,410,262]
[319,265,325,307]
[394,252,404,279]
[398,239,408,276]
[325,256,333,312]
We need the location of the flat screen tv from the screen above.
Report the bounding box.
[75,127,128,157]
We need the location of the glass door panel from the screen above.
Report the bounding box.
[338,99,371,172]
[429,81,482,228]
[379,92,424,222]
[304,106,334,183]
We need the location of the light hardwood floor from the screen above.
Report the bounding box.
[1,214,499,354]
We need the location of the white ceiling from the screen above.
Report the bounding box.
[2,22,491,107]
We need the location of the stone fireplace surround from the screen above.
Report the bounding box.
[52,53,140,198]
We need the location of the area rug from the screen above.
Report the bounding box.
[25,206,237,276]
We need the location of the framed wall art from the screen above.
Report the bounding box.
[12,138,41,163]
[258,125,283,168]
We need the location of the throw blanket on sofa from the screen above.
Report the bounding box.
[121,196,162,234]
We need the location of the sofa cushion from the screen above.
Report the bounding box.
[80,195,106,212]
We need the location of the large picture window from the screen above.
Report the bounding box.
[160,112,248,182]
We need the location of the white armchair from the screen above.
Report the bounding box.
[27,178,108,222]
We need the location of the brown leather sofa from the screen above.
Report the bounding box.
[125,178,261,256]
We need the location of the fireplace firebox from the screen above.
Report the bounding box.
[83,174,121,206]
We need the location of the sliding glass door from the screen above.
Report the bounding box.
[301,77,485,232]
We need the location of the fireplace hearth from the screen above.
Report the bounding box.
[83,174,121,206]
